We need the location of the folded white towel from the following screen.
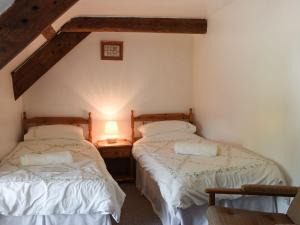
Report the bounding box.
[20,151,73,166]
[174,142,218,156]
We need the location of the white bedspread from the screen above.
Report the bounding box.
[0,139,125,222]
[132,132,286,215]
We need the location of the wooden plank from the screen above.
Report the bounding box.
[205,187,298,198]
[24,117,89,126]
[208,193,216,206]
[42,25,56,41]
[61,17,207,34]
[12,32,90,100]
[0,0,79,69]
[134,113,190,122]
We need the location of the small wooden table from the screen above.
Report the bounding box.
[95,139,135,182]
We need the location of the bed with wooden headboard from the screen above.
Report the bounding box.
[130,107,286,225]
[0,112,126,225]
[130,108,193,142]
[22,112,93,142]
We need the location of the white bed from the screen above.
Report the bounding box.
[131,110,286,225]
[0,113,125,225]
[0,139,125,225]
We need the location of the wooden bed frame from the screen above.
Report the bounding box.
[131,108,193,143]
[22,112,93,142]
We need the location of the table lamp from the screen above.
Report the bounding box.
[105,121,119,144]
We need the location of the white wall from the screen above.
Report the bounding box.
[0,69,22,159]
[193,0,300,185]
[0,34,45,159]
[24,33,193,141]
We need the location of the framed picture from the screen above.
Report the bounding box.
[101,41,123,60]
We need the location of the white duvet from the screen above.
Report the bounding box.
[132,132,286,214]
[0,139,125,222]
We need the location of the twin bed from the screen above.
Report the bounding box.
[0,109,286,225]
[131,109,286,225]
[0,113,125,225]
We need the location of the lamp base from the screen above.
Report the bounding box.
[107,138,118,144]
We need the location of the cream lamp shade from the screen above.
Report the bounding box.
[104,121,119,143]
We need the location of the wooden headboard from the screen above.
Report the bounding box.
[22,112,93,142]
[131,108,193,143]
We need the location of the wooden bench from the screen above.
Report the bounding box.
[206,185,300,225]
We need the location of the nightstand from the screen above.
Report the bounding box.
[95,139,135,182]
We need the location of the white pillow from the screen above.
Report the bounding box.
[174,142,218,157]
[20,151,73,166]
[24,125,84,141]
[138,120,196,137]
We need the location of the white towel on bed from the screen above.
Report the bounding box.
[20,151,73,166]
[174,142,218,156]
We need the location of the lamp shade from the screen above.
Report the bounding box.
[105,121,119,135]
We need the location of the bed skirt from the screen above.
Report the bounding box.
[0,213,111,225]
[136,162,278,225]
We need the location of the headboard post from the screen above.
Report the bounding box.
[189,108,193,124]
[88,112,92,143]
[131,110,134,143]
[23,112,27,120]
[22,112,27,139]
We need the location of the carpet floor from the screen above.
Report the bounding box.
[112,183,162,225]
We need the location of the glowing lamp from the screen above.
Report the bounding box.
[105,121,119,143]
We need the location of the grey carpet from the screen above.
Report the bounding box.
[112,183,162,225]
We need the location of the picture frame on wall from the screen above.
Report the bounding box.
[101,41,123,60]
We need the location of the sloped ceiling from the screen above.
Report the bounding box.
[1,0,235,99]
[53,0,235,29]
[0,0,79,69]
[1,0,235,70]
[12,17,207,99]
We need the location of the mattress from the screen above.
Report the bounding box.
[0,139,125,222]
[136,162,277,225]
[132,132,286,216]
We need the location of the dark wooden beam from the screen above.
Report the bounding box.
[42,25,56,41]
[0,0,79,70]
[12,32,90,100]
[61,17,207,34]
[11,16,207,100]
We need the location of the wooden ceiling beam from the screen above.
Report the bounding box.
[11,16,207,100]
[12,32,90,100]
[0,0,79,70]
[61,17,207,34]
[42,25,57,41]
